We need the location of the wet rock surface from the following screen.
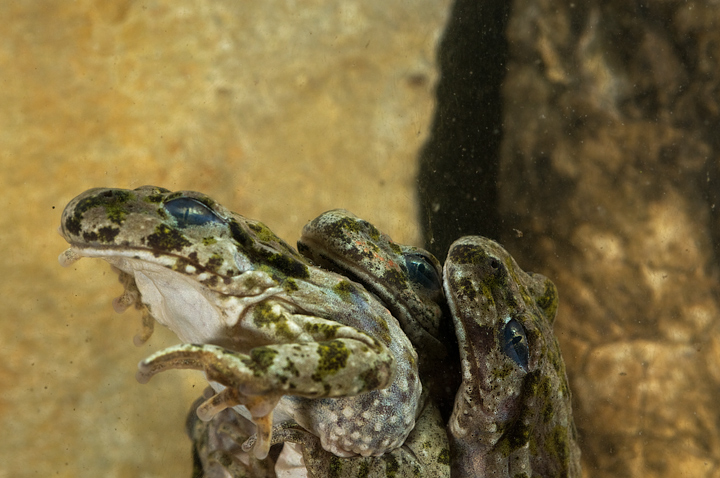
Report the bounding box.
[421,0,720,476]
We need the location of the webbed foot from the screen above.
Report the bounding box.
[136,340,394,459]
[137,343,282,459]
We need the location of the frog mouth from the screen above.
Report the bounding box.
[59,241,231,282]
[58,244,226,343]
[58,244,283,346]
[298,239,409,316]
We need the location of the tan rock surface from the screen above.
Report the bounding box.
[419,1,720,476]
[0,1,450,476]
[497,1,720,476]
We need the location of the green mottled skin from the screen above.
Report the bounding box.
[298,210,448,364]
[58,186,421,465]
[299,210,461,413]
[191,209,453,477]
[192,391,450,478]
[288,209,452,478]
[443,236,581,477]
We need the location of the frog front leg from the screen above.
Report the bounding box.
[137,313,396,460]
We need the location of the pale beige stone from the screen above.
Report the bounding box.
[0,1,450,476]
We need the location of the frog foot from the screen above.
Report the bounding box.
[109,268,156,346]
[136,341,395,459]
[137,343,282,459]
[131,309,155,347]
[57,248,82,267]
[186,393,280,476]
[195,387,279,459]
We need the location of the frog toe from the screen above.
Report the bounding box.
[137,343,283,459]
[241,411,274,459]
[196,391,278,459]
[132,310,155,346]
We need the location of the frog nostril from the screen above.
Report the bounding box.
[489,258,501,270]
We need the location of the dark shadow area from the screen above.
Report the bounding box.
[417,0,510,258]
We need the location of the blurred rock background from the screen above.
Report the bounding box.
[0,1,449,476]
[5,0,720,477]
[421,1,720,477]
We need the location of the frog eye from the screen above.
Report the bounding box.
[404,253,441,291]
[164,197,224,228]
[501,318,529,372]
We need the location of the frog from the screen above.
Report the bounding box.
[187,209,453,477]
[297,209,460,417]
[185,389,277,478]
[297,209,448,362]
[57,186,422,463]
[188,390,449,478]
[442,236,581,477]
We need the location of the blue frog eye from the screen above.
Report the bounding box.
[404,253,441,291]
[164,197,224,228]
[501,318,529,372]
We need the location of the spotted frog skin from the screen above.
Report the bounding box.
[298,209,448,363]
[58,186,422,461]
[443,236,581,477]
[189,392,449,478]
[298,209,462,415]
[293,209,452,477]
[188,209,452,477]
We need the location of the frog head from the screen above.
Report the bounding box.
[59,187,424,463]
[298,209,447,355]
[443,236,580,477]
[58,186,309,345]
